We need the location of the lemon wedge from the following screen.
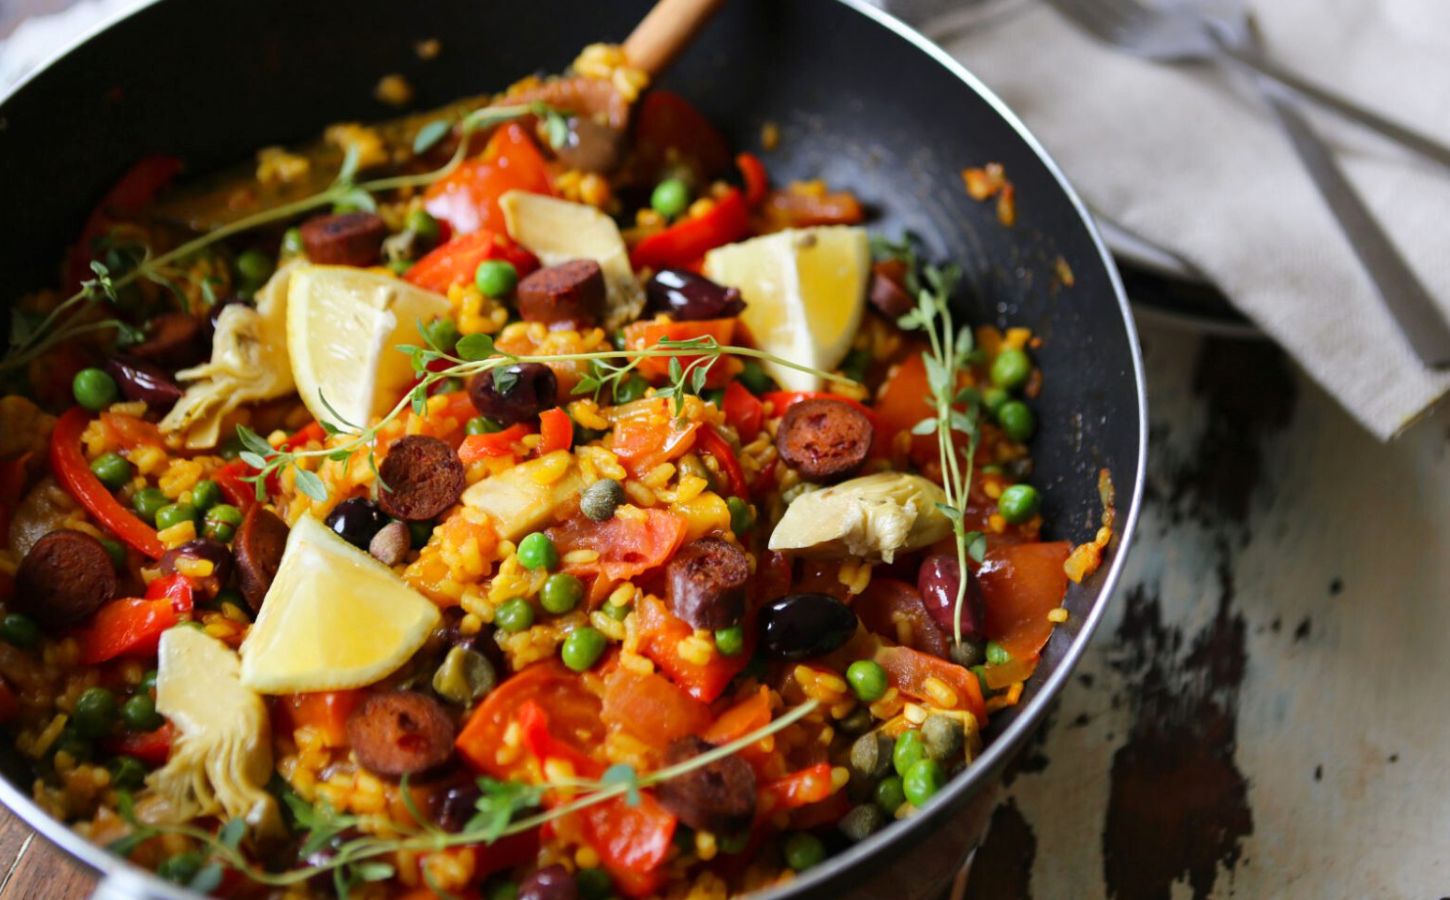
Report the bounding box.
[703,226,869,392]
[239,514,441,694]
[286,264,452,429]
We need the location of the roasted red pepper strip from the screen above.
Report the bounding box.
[736,152,769,207]
[67,155,182,291]
[720,381,764,442]
[695,424,748,499]
[405,229,540,294]
[537,408,573,456]
[629,189,750,271]
[760,762,835,812]
[105,722,175,765]
[50,407,164,559]
[212,459,257,511]
[458,423,533,464]
[76,574,194,665]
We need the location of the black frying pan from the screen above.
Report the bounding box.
[0,1,1148,897]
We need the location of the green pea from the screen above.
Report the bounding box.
[89,452,133,490]
[989,348,1032,390]
[72,367,118,411]
[188,479,220,512]
[235,249,274,286]
[997,400,1035,443]
[714,625,745,657]
[782,832,826,871]
[475,259,519,298]
[1,614,40,649]
[407,208,441,245]
[72,686,118,739]
[874,775,906,813]
[650,178,691,219]
[408,520,435,549]
[157,851,203,885]
[892,729,925,777]
[485,880,519,900]
[131,488,169,525]
[466,415,503,436]
[980,386,1009,416]
[561,626,607,672]
[577,867,613,900]
[139,669,159,694]
[154,503,198,532]
[902,757,945,807]
[997,484,1040,524]
[424,317,461,352]
[986,641,1012,666]
[737,360,772,395]
[613,373,649,404]
[727,496,754,536]
[281,227,305,257]
[540,573,584,614]
[580,479,625,522]
[99,538,126,571]
[108,755,146,790]
[604,601,632,622]
[517,532,558,571]
[846,659,888,703]
[495,598,534,633]
[204,503,243,543]
[121,693,164,732]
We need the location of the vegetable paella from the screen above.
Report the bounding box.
[0,41,1112,899]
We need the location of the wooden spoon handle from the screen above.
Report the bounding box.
[623,0,727,77]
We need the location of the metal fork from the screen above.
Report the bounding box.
[1044,0,1450,367]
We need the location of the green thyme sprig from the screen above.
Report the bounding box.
[112,700,820,895]
[880,236,987,645]
[1,102,569,374]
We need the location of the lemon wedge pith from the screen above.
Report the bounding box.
[286,264,451,429]
[703,226,869,393]
[239,514,441,694]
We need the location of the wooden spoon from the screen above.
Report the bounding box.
[624,0,728,76]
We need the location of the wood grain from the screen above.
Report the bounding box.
[0,805,94,899]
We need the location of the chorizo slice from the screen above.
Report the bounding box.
[666,537,750,631]
[299,212,388,267]
[130,312,207,369]
[516,260,606,327]
[234,505,289,613]
[14,530,116,628]
[868,261,915,320]
[376,435,466,522]
[775,398,873,482]
[347,691,455,777]
[654,736,756,835]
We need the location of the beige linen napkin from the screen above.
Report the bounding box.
[932,0,1450,439]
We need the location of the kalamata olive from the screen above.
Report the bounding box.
[917,554,985,641]
[430,781,482,833]
[645,269,746,321]
[159,539,234,600]
[104,356,183,409]
[552,116,625,174]
[468,363,558,425]
[759,593,857,660]
[519,864,579,900]
[324,498,390,550]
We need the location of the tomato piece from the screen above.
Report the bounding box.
[518,699,602,777]
[580,795,676,897]
[68,155,182,291]
[621,318,738,388]
[629,190,750,271]
[458,423,533,464]
[760,763,834,811]
[405,228,540,294]
[455,661,604,778]
[736,152,769,207]
[601,667,712,750]
[855,578,950,658]
[632,90,732,182]
[721,381,764,442]
[634,595,748,703]
[606,398,701,477]
[423,123,553,236]
[695,424,748,499]
[212,459,256,511]
[76,573,195,666]
[277,690,364,747]
[50,408,164,559]
[104,722,175,765]
[703,685,771,744]
[549,509,687,583]
[979,541,1072,660]
[874,644,986,722]
[538,408,573,456]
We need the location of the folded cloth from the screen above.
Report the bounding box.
[933,0,1450,439]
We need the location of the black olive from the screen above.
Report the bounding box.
[759,593,857,660]
[467,363,558,426]
[159,538,233,600]
[430,781,482,833]
[917,553,985,641]
[104,356,183,409]
[324,498,390,550]
[519,864,579,900]
[645,269,746,321]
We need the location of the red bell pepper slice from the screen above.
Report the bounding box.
[405,228,540,294]
[548,509,688,584]
[104,722,175,765]
[275,690,364,747]
[736,152,769,207]
[67,155,182,291]
[695,424,748,499]
[76,574,194,665]
[760,762,835,811]
[456,661,605,779]
[629,189,750,271]
[212,459,257,511]
[537,408,573,456]
[721,381,763,442]
[633,90,733,183]
[458,423,533,464]
[633,595,749,703]
[621,318,738,388]
[874,644,987,722]
[423,123,553,237]
[50,407,164,559]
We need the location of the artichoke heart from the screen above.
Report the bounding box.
[767,472,952,562]
[139,627,281,837]
[462,451,584,541]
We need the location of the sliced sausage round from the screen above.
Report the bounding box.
[377,435,466,522]
[131,312,207,369]
[299,212,388,267]
[516,259,606,326]
[655,736,756,835]
[159,538,233,602]
[666,537,750,631]
[775,398,874,482]
[14,530,117,628]
[346,691,455,777]
[468,362,558,426]
[234,506,289,613]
